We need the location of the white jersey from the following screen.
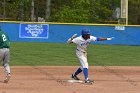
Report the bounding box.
[72,36,97,52]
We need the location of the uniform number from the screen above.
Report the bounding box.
[2,34,7,41]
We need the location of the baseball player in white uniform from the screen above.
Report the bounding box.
[67,28,114,84]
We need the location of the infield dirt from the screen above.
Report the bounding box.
[0,66,139,93]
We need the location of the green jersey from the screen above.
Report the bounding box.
[0,30,10,48]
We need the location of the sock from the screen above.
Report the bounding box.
[83,68,88,80]
[4,64,11,75]
[73,67,82,76]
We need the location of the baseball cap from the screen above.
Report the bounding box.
[81,29,90,36]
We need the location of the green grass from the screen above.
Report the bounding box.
[10,42,140,66]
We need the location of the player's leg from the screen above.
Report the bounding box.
[71,51,84,80]
[3,63,11,76]
[78,55,89,80]
[3,63,11,83]
[3,48,11,83]
[78,53,94,84]
[0,49,4,75]
[72,67,82,80]
[0,49,4,62]
[74,51,89,81]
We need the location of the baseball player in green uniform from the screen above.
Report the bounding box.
[0,28,11,83]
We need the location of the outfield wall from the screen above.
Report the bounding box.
[0,22,140,45]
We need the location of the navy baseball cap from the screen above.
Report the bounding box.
[81,29,90,36]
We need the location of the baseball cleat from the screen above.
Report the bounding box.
[85,79,94,85]
[71,74,80,80]
[4,74,11,83]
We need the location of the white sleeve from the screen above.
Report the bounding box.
[72,37,80,44]
[90,36,98,42]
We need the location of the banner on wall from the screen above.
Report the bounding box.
[19,24,49,38]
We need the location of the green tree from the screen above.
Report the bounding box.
[50,0,120,23]
[129,0,140,25]
[1,0,140,25]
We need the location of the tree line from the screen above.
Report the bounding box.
[0,0,140,25]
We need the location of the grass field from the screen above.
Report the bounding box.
[10,42,140,66]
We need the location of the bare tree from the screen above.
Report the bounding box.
[36,0,39,22]
[31,0,34,22]
[46,0,51,22]
[20,0,24,21]
[3,0,6,19]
